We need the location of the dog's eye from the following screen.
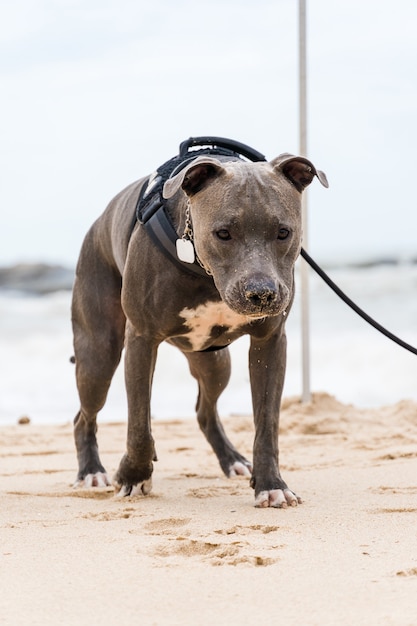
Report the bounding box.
[277,227,290,241]
[216,229,231,241]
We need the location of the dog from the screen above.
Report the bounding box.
[71,138,328,507]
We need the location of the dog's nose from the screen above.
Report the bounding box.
[244,280,278,308]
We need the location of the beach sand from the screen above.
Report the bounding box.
[1,392,417,625]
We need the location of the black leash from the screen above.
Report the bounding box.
[301,248,417,356]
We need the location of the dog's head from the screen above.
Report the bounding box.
[164,154,328,317]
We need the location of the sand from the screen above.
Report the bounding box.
[1,392,417,626]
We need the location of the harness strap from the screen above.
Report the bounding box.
[179,136,266,162]
[146,207,208,278]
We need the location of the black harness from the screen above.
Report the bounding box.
[134,136,266,278]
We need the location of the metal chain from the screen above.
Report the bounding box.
[183,200,212,276]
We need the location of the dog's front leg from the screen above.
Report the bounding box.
[249,331,301,508]
[113,324,158,497]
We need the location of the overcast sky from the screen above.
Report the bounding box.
[1,0,417,267]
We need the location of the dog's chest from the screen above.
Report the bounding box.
[178,301,252,351]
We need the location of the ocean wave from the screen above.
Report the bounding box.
[0,263,75,294]
[1,263,416,425]
[0,254,416,295]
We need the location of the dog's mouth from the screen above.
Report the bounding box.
[230,302,288,319]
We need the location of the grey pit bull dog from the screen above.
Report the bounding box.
[71,140,328,508]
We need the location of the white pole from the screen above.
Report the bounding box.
[299,0,311,403]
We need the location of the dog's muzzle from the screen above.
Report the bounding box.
[224,277,289,317]
[244,278,279,309]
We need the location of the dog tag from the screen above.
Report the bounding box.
[176,238,195,264]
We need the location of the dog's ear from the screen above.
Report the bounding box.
[271,153,329,192]
[163,156,226,199]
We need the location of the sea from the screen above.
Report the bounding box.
[1,259,416,426]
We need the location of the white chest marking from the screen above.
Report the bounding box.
[179,301,251,351]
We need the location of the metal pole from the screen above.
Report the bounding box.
[299,0,311,402]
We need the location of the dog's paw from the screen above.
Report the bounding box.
[254,488,302,508]
[73,472,111,488]
[228,461,252,477]
[113,478,153,498]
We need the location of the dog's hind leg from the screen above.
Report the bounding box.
[71,245,126,488]
[185,349,252,478]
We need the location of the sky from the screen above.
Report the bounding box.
[1,0,417,267]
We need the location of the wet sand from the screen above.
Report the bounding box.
[1,392,417,625]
